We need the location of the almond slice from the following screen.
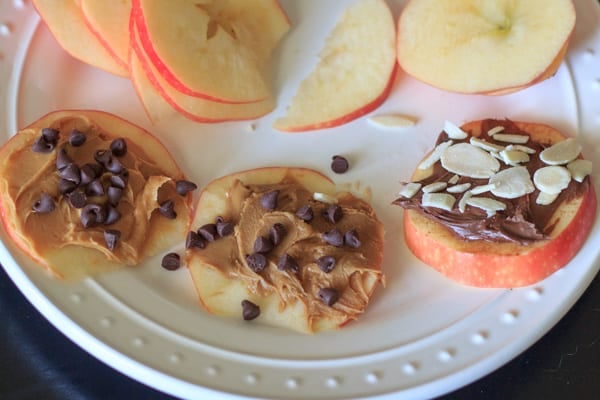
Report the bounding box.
[368,114,416,128]
[441,143,500,178]
[398,182,422,198]
[489,166,535,199]
[491,133,529,144]
[448,174,460,185]
[458,190,472,213]
[443,120,468,139]
[466,196,506,217]
[422,192,455,211]
[566,159,592,183]
[505,144,536,154]
[422,181,447,193]
[539,138,581,165]
[487,126,505,136]
[499,149,530,166]
[536,191,559,206]
[469,137,504,153]
[418,140,453,170]
[447,182,471,193]
[470,183,496,195]
[533,166,571,194]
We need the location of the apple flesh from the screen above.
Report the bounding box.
[32,0,129,77]
[273,0,397,132]
[396,0,576,94]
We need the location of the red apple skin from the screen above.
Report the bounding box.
[404,185,597,288]
[276,64,398,133]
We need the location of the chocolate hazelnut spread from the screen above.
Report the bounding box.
[394,119,590,244]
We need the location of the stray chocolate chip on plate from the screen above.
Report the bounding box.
[175,180,197,196]
[316,255,336,273]
[246,253,267,272]
[161,252,181,271]
[260,190,279,210]
[32,192,55,213]
[241,299,260,321]
[331,155,349,174]
[318,287,340,306]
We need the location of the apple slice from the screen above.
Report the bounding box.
[132,0,290,104]
[32,0,128,77]
[0,110,192,280]
[396,0,576,94]
[80,0,132,68]
[129,22,275,123]
[186,167,385,333]
[273,0,397,132]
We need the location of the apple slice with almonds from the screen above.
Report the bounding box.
[0,110,192,280]
[273,0,397,132]
[132,0,290,104]
[32,0,129,77]
[186,167,385,333]
[396,0,576,94]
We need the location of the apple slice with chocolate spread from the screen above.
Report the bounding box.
[186,167,385,333]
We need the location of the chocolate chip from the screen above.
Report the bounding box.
[185,231,205,249]
[107,185,123,206]
[31,136,55,153]
[322,229,344,247]
[59,163,81,184]
[69,129,86,147]
[253,236,273,253]
[94,149,111,165]
[216,219,234,237]
[324,204,343,223]
[161,252,180,271]
[344,229,361,248]
[55,148,72,171]
[316,256,336,273]
[104,205,121,225]
[198,223,218,242]
[67,189,87,209]
[110,170,129,189]
[260,190,279,210]
[32,192,55,213]
[80,163,100,185]
[80,203,106,228]
[58,178,78,194]
[246,253,267,272]
[104,156,123,174]
[85,179,104,197]
[175,180,197,196]
[104,229,121,251]
[318,287,339,306]
[41,128,59,143]
[158,199,177,219]
[110,138,127,157]
[241,299,260,321]
[269,223,287,246]
[295,204,314,222]
[277,253,299,273]
[331,155,349,174]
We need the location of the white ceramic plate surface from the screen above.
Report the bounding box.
[1,1,600,399]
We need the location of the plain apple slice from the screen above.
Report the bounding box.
[32,0,129,77]
[273,0,397,132]
[79,0,132,68]
[132,0,288,104]
[0,110,192,280]
[186,167,385,333]
[129,22,275,124]
[396,0,576,94]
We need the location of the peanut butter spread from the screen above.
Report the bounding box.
[0,115,187,271]
[193,175,385,324]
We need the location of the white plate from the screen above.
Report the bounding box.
[1,1,600,399]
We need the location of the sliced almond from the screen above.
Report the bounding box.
[466,196,506,217]
[566,159,592,182]
[368,114,416,128]
[458,190,472,213]
[536,191,559,206]
[499,149,530,166]
[505,144,536,154]
[469,137,504,153]
[398,182,422,198]
[491,133,529,144]
[443,120,468,139]
[441,143,500,178]
[539,138,581,165]
[489,166,535,199]
[448,174,460,185]
[421,192,455,211]
[470,183,496,195]
[533,166,571,194]
[422,181,447,193]
[487,126,505,136]
[447,182,471,193]
[313,192,338,204]
[418,140,453,170]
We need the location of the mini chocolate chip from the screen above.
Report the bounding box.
[110,170,129,189]
[69,129,86,147]
[316,256,336,273]
[104,229,121,251]
[344,229,361,248]
[295,204,314,222]
[94,149,111,165]
[198,223,218,242]
[253,236,273,254]
[55,148,72,171]
[107,185,123,206]
[246,253,267,273]
[318,287,339,306]
[85,179,105,197]
[41,128,59,143]
[269,223,287,246]
[185,231,206,249]
[59,163,81,184]
[158,199,177,219]
[104,205,121,225]
[32,192,55,213]
[260,190,279,210]
[324,204,343,223]
[277,253,299,273]
[80,203,106,228]
[161,252,180,271]
[104,156,123,174]
[80,163,101,185]
[58,178,78,194]
[331,155,349,174]
[110,138,127,157]
[216,220,234,237]
[322,229,344,247]
[175,180,197,196]
[31,136,55,153]
[68,189,87,209]
[241,299,260,321]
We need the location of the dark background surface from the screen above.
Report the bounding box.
[0,264,598,400]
